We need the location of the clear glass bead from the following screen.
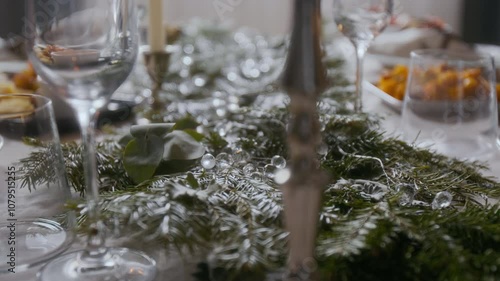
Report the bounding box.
[193,74,207,87]
[355,181,388,201]
[221,146,233,155]
[396,184,416,207]
[431,191,453,210]
[215,123,228,137]
[264,164,277,178]
[243,163,256,176]
[271,155,286,169]
[316,143,328,156]
[201,154,216,169]
[274,168,291,184]
[250,172,262,181]
[216,152,233,170]
[233,147,251,163]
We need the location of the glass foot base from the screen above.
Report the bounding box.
[37,247,156,281]
[0,219,72,273]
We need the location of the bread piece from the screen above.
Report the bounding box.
[0,96,35,118]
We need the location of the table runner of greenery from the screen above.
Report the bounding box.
[20,22,500,281]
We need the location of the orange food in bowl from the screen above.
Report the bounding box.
[377,65,408,100]
[12,64,39,91]
[377,64,500,101]
[0,64,39,95]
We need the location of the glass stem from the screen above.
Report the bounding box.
[354,44,368,113]
[75,106,108,259]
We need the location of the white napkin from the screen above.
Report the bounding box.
[369,28,471,57]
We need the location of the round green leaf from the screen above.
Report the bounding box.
[154,159,198,175]
[162,130,205,160]
[172,116,199,131]
[130,123,175,139]
[123,135,164,183]
[183,129,205,142]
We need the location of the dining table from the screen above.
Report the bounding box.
[1,30,500,281]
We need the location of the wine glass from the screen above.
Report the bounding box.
[401,49,498,160]
[0,94,73,274]
[25,1,156,280]
[333,0,393,112]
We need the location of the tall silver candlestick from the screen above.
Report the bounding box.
[281,0,327,280]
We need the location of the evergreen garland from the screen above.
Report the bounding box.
[20,108,500,281]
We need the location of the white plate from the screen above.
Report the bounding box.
[368,43,500,67]
[366,44,500,113]
[476,44,500,65]
[365,80,500,121]
[364,80,403,112]
[0,61,29,74]
[366,53,409,67]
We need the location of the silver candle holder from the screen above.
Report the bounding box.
[143,50,171,112]
[281,0,327,280]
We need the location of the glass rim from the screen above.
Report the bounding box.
[410,48,493,64]
[0,93,53,116]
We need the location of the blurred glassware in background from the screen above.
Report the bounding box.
[131,20,288,125]
[0,94,73,274]
[333,0,393,112]
[401,49,498,160]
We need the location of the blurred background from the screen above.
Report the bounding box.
[0,0,499,44]
[147,0,467,36]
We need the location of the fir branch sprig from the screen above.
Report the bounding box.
[65,140,136,195]
[17,139,61,192]
[18,140,135,195]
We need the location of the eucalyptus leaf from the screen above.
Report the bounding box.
[183,129,205,142]
[123,136,164,183]
[162,130,205,160]
[172,116,199,131]
[130,123,175,138]
[118,133,134,147]
[154,159,198,175]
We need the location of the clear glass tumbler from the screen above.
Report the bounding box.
[401,49,498,160]
[0,94,73,274]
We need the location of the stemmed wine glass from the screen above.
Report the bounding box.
[26,1,156,280]
[333,0,393,112]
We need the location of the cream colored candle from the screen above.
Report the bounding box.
[148,0,165,52]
